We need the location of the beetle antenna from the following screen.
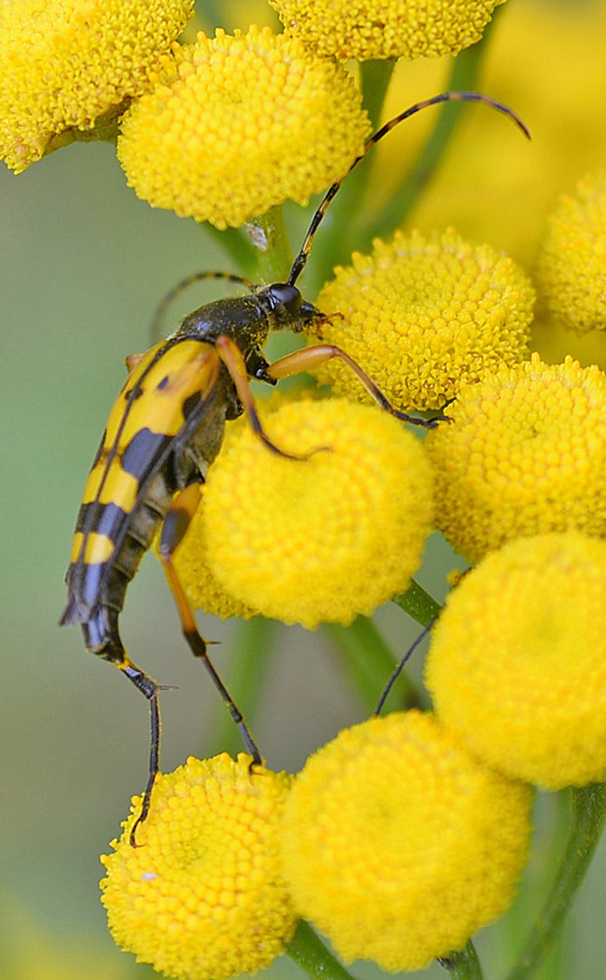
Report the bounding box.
[287,91,530,287]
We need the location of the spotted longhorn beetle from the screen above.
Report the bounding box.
[60,92,528,841]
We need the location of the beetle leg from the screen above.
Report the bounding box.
[120,660,163,846]
[266,344,445,428]
[158,482,263,768]
[215,334,309,458]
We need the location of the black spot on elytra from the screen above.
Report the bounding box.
[121,428,171,477]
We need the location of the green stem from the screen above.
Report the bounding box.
[359,59,397,131]
[363,9,502,247]
[245,206,294,283]
[391,579,442,626]
[203,224,260,280]
[324,616,427,712]
[504,783,606,980]
[438,941,484,980]
[286,921,358,980]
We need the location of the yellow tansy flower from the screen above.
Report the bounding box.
[426,533,606,788]
[172,504,256,620]
[536,172,606,332]
[270,0,506,61]
[117,26,370,229]
[281,711,532,971]
[199,398,434,628]
[100,755,295,980]
[424,353,606,562]
[0,0,193,173]
[309,229,534,411]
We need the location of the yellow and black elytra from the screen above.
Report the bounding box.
[60,92,528,841]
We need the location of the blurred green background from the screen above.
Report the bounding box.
[3,1,606,978]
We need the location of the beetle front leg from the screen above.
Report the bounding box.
[215,334,308,458]
[266,344,444,429]
[158,482,263,767]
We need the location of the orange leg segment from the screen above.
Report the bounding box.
[158,482,263,767]
[267,344,443,429]
[215,334,309,458]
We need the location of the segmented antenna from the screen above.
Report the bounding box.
[287,91,530,287]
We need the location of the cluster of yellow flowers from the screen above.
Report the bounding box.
[101,726,533,977]
[6,0,606,977]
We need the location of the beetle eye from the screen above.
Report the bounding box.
[269,283,302,314]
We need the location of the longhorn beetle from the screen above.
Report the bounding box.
[60,92,529,841]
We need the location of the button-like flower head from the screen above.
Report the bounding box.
[309,229,534,411]
[100,755,295,980]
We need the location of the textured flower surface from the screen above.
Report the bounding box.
[197,397,434,627]
[281,711,532,971]
[100,755,295,980]
[424,354,606,562]
[536,172,606,332]
[0,0,193,172]
[426,533,606,788]
[117,26,369,228]
[309,229,533,411]
[270,0,505,60]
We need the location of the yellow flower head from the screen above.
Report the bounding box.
[426,533,606,788]
[424,353,606,562]
[170,497,256,622]
[270,0,505,61]
[281,711,532,971]
[197,397,434,628]
[100,755,295,980]
[0,0,193,173]
[309,229,534,411]
[117,26,370,229]
[535,172,606,332]
[172,391,289,621]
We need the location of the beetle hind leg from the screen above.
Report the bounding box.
[85,616,164,845]
[159,483,263,768]
[119,660,163,846]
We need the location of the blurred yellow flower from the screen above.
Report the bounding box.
[281,711,532,971]
[376,0,606,274]
[536,172,606,333]
[199,397,434,628]
[270,0,506,61]
[0,0,193,173]
[426,533,606,788]
[100,755,295,980]
[309,228,533,411]
[424,353,606,562]
[117,26,369,229]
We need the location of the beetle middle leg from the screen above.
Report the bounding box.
[158,482,263,767]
